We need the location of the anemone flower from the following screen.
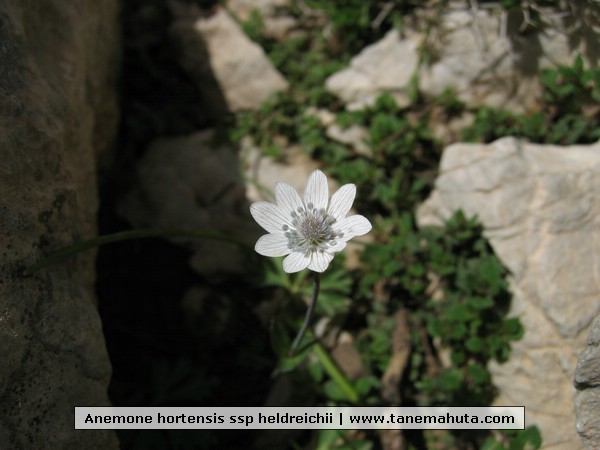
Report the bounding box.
[250,169,372,273]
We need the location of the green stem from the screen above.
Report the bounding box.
[313,340,359,404]
[286,271,358,402]
[23,229,252,276]
[289,271,320,355]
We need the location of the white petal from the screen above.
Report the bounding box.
[282,251,311,273]
[335,215,372,240]
[250,201,293,233]
[308,251,334,272]
[255,233,291,257]
[275,182,304,218]
[303,170,328,211]
[328,184,356,221]
[327,240,347,253]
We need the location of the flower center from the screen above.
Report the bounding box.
[283,203,342,255]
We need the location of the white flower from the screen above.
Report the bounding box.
[250,170,372,273]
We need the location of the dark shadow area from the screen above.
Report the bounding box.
[96,1,276,448]
[505,7,543,77]
[563,1,600,66]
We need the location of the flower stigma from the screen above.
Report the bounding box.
[284,207,340,255]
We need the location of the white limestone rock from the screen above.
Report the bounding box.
[241,138,324,204]
[326,123,372,158]
[417,137,600,450]
[325,29,420,110]
[170,4,288,114]
[326,7,597,113]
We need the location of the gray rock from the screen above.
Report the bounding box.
[418,137,600,450]
[242,139,324,204]
[304,107,372,157]
[0,1,119,448]
[575,315,600,449]
[170,3,288,114]
[119,131,260,276]
[325,29,419,110]
[326,123,372,158]
[326,6,598,113]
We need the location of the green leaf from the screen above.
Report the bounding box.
[467,363,490,385]
[465,337,484,353]
[383,260,404,277]
[308,360,324,383]
[450,350,466,366]
[261,259,290,289]
[315,429,348,450]
[440,369,463,391]
[323,379,354,402]
[470,296,495,310]
[277,350,310,373]
[481,438,505,450]
[503,317,524,340]
[408,263,425,277]
[355,375,381,396]
[513,426,542,449]
[336,441,373,450]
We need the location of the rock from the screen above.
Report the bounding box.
[326,6,598,113]
[170,4,288,114]
[305,107,337,127]
[119,131,260,276]
[241,138,324,204]
[305,108,372,157]
[331,332,367,380]
[417,137,600,450]
[0,1,119,449]
[575,315,600,449]
[418,9,534,113]
[326,123,372,158]
[325,29,420,110]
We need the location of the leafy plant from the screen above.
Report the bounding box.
[462,56,600,145]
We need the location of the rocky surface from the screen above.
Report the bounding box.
[242,138,324,204]
[0,1,119,448]
[326,5,599,113]
[417,137,600,450]
[575,315,600,450]
[325,29,420,110]
[119,131,261,276]
[170,3,288,115]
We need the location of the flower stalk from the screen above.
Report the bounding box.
[290,271,321,355]
[23,229,252,276]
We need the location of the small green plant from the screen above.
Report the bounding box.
[462,56,600,145]
[419,212,522,406]
[239,7,266,42]
[303,0,413,54]
[482,426,542,450]
[356,211,529,449]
